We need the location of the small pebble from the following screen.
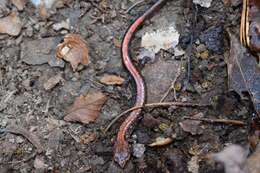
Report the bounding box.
[133,143,146,158]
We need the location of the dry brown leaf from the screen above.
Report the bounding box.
[64,91,107,124]
[0,12,22,36]
[11,0,26,10]
[56,34,89,71]
[80,132,96,144]
[179,113,204,135]
[100,74,125,85]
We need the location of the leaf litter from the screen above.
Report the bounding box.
[99,74,125,85]
[179,113,204,135]
[64,90,107,124]
[56,34,89,71]
[227,31,260,115]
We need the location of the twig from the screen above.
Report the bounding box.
[160,67,181,102]
[185,4,198,87]
[125,0,145,14]
[5,126,44,153]
[183,117,245,126]
[104,102,209,132]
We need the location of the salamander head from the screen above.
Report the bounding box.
[114,140,130,168]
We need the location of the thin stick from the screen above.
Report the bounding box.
[104,102,209,132]
[160,67,181,102]
[125,0,145,14]
[183,117,245,126]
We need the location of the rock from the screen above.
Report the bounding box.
[142,59,181,102]
[43,73,64,90]
[21,37,65,67]
[52,19,70,31]
[141,26,180,54]
[133,143,146,158]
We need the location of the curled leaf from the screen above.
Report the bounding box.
[149,137,174,147]
[56,34,89,71]
[0,12,22,36]
[64,91,107,124]
[100,74,125,85]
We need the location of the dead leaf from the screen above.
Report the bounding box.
[80,132,96,144]
[100,74,125,85]
[0,12,22,36]
[227,31,260,115]
[56,34,89,71]
[179,113,204,135]
[149,137,174,147]
[64,91,107,124]
[11,0,26,10]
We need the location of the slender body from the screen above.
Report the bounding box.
[114,0,168,168]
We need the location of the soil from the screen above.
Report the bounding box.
[0,0,254,173]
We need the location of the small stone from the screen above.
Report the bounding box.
[174,47,185,56]
[43,73,64,90]
[133,143,146,158]
[52,19,70,31]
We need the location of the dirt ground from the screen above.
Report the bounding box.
[0,0,255,172]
